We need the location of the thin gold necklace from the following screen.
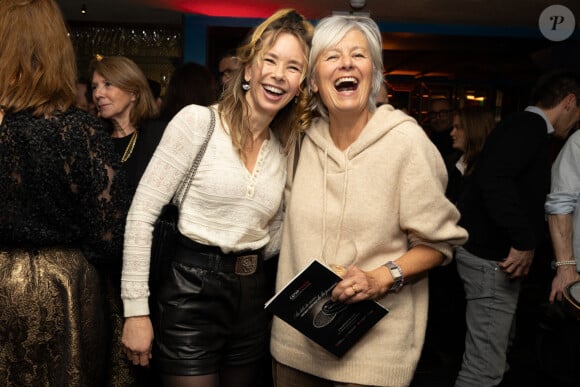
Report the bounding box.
[120,130,138,163]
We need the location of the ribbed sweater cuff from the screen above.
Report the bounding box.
[123,298,149,318]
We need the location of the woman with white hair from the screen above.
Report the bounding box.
[270,14,467,387]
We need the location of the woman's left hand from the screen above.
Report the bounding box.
[331,265,390,303]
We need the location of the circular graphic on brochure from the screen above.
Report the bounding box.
[312,298,348,328]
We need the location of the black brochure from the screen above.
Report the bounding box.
[265,259,388,357]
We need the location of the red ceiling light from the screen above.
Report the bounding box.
[148,0,281,18]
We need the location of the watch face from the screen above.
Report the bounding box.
[386,262,401,278]
[385,261,403,291]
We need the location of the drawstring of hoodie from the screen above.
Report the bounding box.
[321,146,329,259]
[321,146,350,263]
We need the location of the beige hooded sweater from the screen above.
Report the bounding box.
[270,105,468,386]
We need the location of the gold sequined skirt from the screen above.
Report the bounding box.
[0,247,136,386]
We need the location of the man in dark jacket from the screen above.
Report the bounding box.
[454,70,580,387]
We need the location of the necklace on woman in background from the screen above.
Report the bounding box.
[121,130,138,163]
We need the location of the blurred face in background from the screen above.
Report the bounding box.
[428,99,453,132]
[219,56,240,87]
[451,114,467,152]
[75,82,89,111]
[75,82,97,116]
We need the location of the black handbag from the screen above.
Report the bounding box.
[149,107,216,291]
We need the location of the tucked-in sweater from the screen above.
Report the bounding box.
[121,104,285,317]
[270,104,468,387]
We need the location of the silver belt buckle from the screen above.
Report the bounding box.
[235,255,258,276]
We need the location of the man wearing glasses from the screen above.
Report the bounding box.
[426,98,455,159]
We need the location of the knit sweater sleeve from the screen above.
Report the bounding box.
[398,124,468,260]
[121,105,211,317]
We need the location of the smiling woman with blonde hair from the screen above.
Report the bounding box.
[120,8,313,387]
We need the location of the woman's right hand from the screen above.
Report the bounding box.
[122,315,154,367]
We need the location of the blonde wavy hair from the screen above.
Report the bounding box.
[0,0,77,117]
[218,8,314,157]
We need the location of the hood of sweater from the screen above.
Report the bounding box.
[304,104,417,263]
[306,104,416,164]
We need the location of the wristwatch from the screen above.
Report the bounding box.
[384,261,404,292]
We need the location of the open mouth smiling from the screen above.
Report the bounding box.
[334,77,358,92]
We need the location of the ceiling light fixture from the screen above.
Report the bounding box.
[81,4,87,14]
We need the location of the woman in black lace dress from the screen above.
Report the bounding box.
[89,55,167,387]
[0,1,130,386]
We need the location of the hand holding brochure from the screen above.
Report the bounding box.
[265,259,388,357]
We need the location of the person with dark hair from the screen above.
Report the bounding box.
[120,9,314,387]
[147,78,163,110]
[159,62,217,121]
[446,107,496,202]
[425,97,456,158]
[0,1,130,386]
[454,70,580,387]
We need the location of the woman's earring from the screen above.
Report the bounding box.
[294,96,298,104]
[242,80,250,91]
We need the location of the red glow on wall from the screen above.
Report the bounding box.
[145,0,284,18]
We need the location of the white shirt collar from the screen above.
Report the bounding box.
[525,106,554,134]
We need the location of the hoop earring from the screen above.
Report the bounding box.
[242,80,250,91]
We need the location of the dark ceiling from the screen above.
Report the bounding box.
[57,0,580,86]
[57,0,579,28]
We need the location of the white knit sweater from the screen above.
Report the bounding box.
[121,104,285,317]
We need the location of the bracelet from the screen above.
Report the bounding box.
[555,260,577,267]
[551,259,577,269]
